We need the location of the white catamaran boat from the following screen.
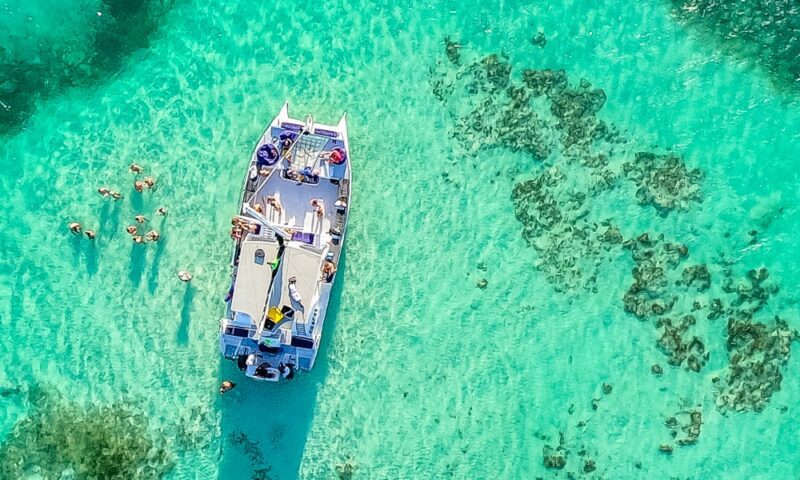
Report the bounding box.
[219,102,351,381]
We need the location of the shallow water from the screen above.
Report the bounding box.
[1,0,799,478]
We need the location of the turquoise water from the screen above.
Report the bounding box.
[1,0,800,478]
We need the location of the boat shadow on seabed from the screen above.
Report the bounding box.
[217,250,348,479]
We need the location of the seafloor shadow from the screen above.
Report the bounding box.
[128,243,147,287]
[176,283,194,345]
[217,250,348,479]
[83,241,99,276]
[147,218,168,294]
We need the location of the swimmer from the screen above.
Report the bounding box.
[134,215,146,224]
[143,176,155,188]
[84,230,96,240]
[110,191,123,200]
[134,180,144,193]
[219,380,236,394]
[145,229,160,241]
[129,163,143,173]
[177,270,193,282]
[310,199,324,220]
[155,206,168,216]
[132,235,144,244]
[126,225,137,235]
[97,187,110,197]
[68,222,82,235]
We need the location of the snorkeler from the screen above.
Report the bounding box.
[97,187,110,197]
[155,206,168,216]
[145,230,160,241]
[134,215,147,224]
[219,380,236,394]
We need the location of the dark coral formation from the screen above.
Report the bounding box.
[431,37,798,434]
[0,387,173,479]
[542,444,567,469]
[228,430,276,479]
[431,39,701,293]
[665,409,703,446]
[511,167,622,291]
[620,234,710,372]
[670,0,800,94]
[623,152,703,214]
[622,232,798,411]
[713,267,797,412]
[655,315,707,372]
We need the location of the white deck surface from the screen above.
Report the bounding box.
[230,239,279,322]
[273,245,323,321]
[252,174,339,240]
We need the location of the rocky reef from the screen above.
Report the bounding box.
[714,267,797,412]
[623,152,703,214]
[664,409,703,447]
[0,387,173,479]
[431,39,702,294]
[431,36,799,468]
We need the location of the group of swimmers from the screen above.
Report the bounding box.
[69,222,96,239]
[67,162,194,281]
[126,214,161,244]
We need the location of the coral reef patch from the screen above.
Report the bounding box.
[430,39,701,293]
[0,387,173,479]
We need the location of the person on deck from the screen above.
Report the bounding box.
[310,199,324,220]
[322,260,337,282]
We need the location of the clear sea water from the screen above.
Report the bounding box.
[1,0,800,479]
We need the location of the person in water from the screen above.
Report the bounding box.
[126,225,138,235]
[134,180,144,193]
[97,187,110,197]
[145,230,160,241]
[143,177,156,189]
[133,235,145,244]
[69,222,82,235]
[84,230,96,240]
[219,380,236,394]
[177,270,193,282]
[134,215,147,224]
[156,206,168,216]
[110,191,123,200]
[130,163,143,173]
